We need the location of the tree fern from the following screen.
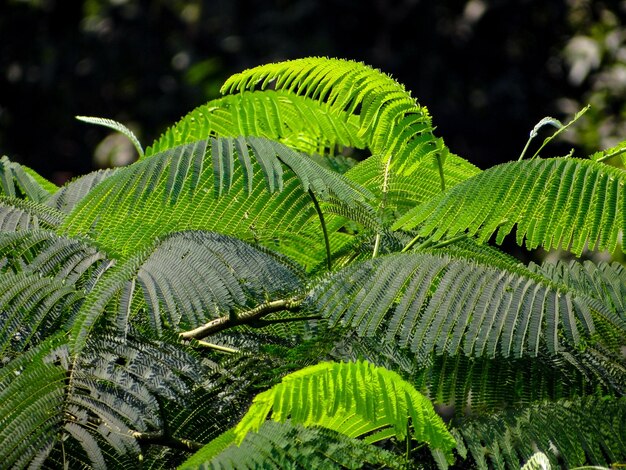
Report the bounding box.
[395,158,626,255]
[2,56,626,469]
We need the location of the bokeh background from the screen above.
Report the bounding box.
[1,0,625,185]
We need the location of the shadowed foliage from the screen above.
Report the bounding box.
[0,57,624,469]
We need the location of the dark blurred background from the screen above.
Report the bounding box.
[1,0,625,185]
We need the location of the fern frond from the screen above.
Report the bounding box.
[69,230,304,352]
[0,155,58,202]
[46,169,117,213]
[76,115,144,158]
[0,270,80,353]
[346,153,480,219]
[333,334,623,411]
[135,231,304,332]
[0,197,65,230]
[146,90,365,158]
[521,452,551,470]
[0,337,66,468]
[234,360,456,461]
[182,421,407,469]
[1,328,209,468]
[395,158,626,255]
[529,259,626,319]
[453,396,626,469]
[306,252,625,362]
[0,230,108,284]
[221,57,440,169]
[60,138,373,267]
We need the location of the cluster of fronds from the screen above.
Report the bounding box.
[0,57,625,469]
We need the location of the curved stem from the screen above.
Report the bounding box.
[309,189,332,270]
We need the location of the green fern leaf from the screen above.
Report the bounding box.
[46,169,117,213]
[59,137,373,267]
[345,152,480,221]
[181,421,407,470]
[530,259,626,319]
[76,115,144,158]
[454,396,626,469]
[146,91,365,158]
[0,270,80,353]
[335,333,624,412]
[221,57,439,168]
[70,230,304,351]
[0,230,108,282]
[0,197,65,230]
[306,252,624,362]
[1,329,209,468]
[0,337,66,468]
[135,231,304,333]
[394,158,626,255]
[233,360,456,461]
[0,155,58,202]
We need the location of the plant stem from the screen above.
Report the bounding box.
[132,431,203,451]
[373,155,393,259]
[309,189,332,270]
[429,233,468,249]
[436,152,446,191]
[405,421,411,466]
[179,297,303,340]
[194,340,240,353]
[596,146,626,162]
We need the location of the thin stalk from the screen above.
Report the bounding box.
[518,136,534,162]
[429,233,468,249]
[132,431,203,451]
[309,189,332,271]
[194,340,240,353]
[402,235,435,253]
[597,146,626,162]
[180,297,303,340]
[373,155,393,258]
[436,151,446,191]
[405,421,411,466]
